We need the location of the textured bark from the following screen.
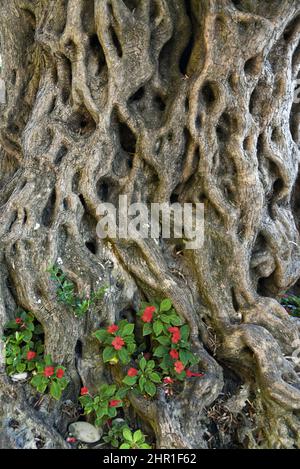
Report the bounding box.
[0,0,300,449]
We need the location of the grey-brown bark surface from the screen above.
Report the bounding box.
[0,0,300,449]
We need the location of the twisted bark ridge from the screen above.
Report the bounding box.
[0,0,300,449]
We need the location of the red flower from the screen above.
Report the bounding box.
[107,324,119,334]
[141,306,156,323]
[127,367,138,377]
[26,351,36,361]
[56,368,65,379]
[169,349,179,359]
[67,437,77,443]
[15,318,23,325]
[186,369,204,378]
[112,336,125,350]
[80,386,89,395]
[163,377,174,384]
[168,326,181,344]
[174,360,185,374]
[44,366,55,378]
[109,399,122,407]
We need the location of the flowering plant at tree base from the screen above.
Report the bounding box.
[30,355,69,400]
[3,311,44,375]
[93,319,136,365]
[79,384,126,427]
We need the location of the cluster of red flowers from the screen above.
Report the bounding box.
[107,324,118,334]
[109,399,121,407]
[141,306,156,323]
[80,386,121,407]
[168,327,181,344]
[127,367,138,377]
[15,317,23,325]
[80,386,89,395]
[163,377,174,384]
[43,366,65,379]
[169,349,179,359]
[111,336,125,350]
[26,351,36,361]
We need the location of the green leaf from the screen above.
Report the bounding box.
[126,342,136,354]
[169,314,183,326]
[139,375,146,392]
[139,356,147,371]
[144,380,156,397]
[103,346,116,363]
[108,407,118,418]
[118,347,130,364]
[123,428,133,442]
[16,362,26,373]
[142,323,152,336]
[93,329,108,342]
[44,354,53,366]
[50,380,62,400]
[179,349,195,366]
[156,336,170,346]
[122,375,137,386]
[150,372,161,384]
[100,384,116,398]
[133,430,143,443]
[180,324,190,342]
[120,443,131,449]
[153,320,163,336]
[121,323,135,336]
[153,345,168,358]
[160,298,172,312]
[37,382,48,393]
[160,314,172,324]
[146,360,155,370]
[140,443,152,449]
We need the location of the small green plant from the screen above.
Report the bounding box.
[3,311,69,400]
[30,354,69,400]
[122,357,161,397]
[102,420,130,448]
[93,320,136,365]
[3,311,44,375]
[48,265,106,317]
[120,428,151,449]
[79,384,126,426]
[281,294,300,317]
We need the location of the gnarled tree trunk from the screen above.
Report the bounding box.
[0,0,300,449]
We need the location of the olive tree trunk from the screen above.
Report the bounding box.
[1,0,300,449]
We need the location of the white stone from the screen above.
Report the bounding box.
[68,422,102,443]
[11,372,28,382]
